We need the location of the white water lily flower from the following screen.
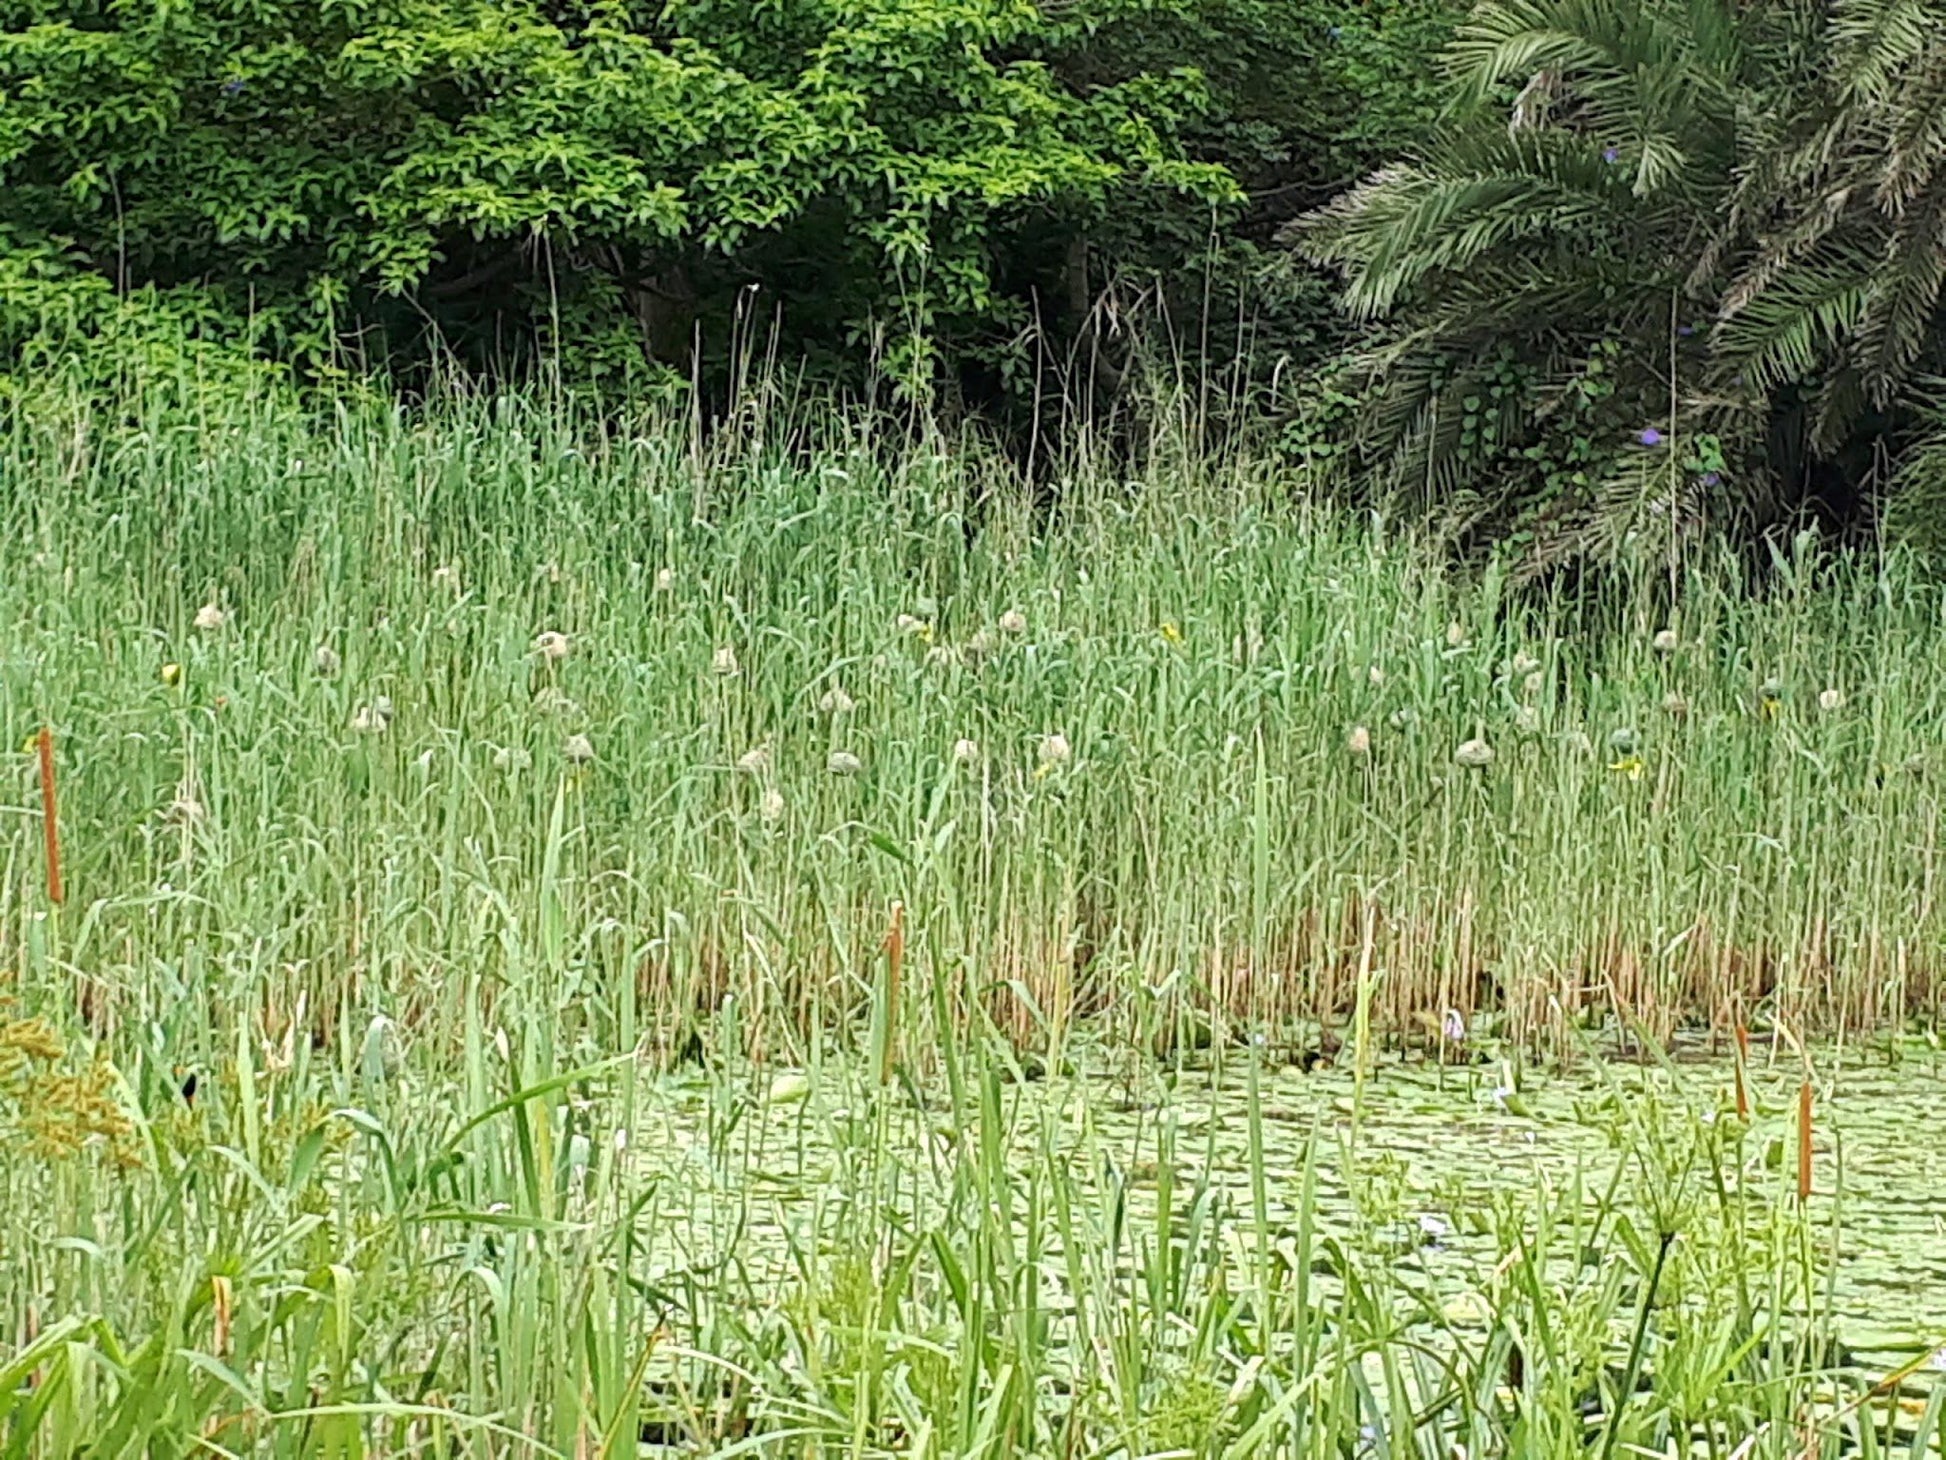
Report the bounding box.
[194,603,226,631]
[1652,628,1679,654]
[563,733,595,765]
[759,787,786,823]
[1818,687,1845,712]
[533,630,570,663]
[1347,725,1371,756]
[1454,738,1494,769]
[953,737,980,764]
[818,685,856,716]
[1039,732,1072,765]
[736,746,770,775]
[827,750,863,776]
[711,645,740,677]
[998,608,1027,635]
[314,645,341,678]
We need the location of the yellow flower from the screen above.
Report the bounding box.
[1608,754,1645,781]
[160,662,182,687]
[1160,621,1183,645]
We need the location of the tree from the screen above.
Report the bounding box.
[0,0,1232,394]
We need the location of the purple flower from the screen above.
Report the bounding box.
[1700,471,1722,487]
[1677,324,1696,338]
[1603,146,1621,164]
[1639,427,1664,447]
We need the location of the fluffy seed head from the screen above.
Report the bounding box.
[953,737,980,764]
[1039,732,1072,765]
[759,787,786,822]
[1367,664,1385,686]
[1663,690,1690,719]
[736,746,770,775]
[827,749,863,776]
[1818,687,1845,712]
[563,733,595,765]
[1454,738,1494,769]
[654,566,674,592]
[818,685,856,716]
[998,609,1027,635]
[313,645,341,678]
[1652,628,1678,654]
[533,631,570,663]
[1445,621,1466,648]
[1347,724,1371,756]
[194,603,226,631]
[712,645,740,677]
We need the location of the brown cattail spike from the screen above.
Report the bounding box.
[881,901,904,1085]
[1797,1080,1813,1203]
[1734,1023,1750,1121]
[38,726,62,905]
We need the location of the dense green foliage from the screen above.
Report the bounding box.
[0,0,1454,400]
[1293,0,1946,565]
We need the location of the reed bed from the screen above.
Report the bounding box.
[0,379,1942,1454]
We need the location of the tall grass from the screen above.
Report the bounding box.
[0,377,1941,1454]
[5,382,1943,1060]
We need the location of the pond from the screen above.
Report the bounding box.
[615,1039,1946,1379]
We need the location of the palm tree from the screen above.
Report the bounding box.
[1291,0,1776,569]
